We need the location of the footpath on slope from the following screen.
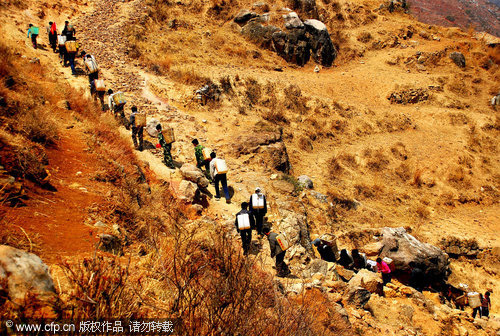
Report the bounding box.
[71,0,282,275]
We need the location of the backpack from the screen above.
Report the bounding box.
[276,233,289,251]
[57,35,67,46]
[112,92,127,107]
[214,159,228,174]
[251,193,265,209]
[237,213,251,230]
[135,113,147,127]
[162,126,175,144]
[65,40,78,53]
[85,58,98,73]
[202,147,212,161]
[94,79,106,92]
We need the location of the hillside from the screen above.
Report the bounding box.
[408,0,500,37]
[0,0,499,334]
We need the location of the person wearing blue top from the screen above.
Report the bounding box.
[27,24,39,49]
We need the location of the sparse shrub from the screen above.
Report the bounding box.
[262,109,288,124]
[283,84,309,114]
[357,32,372,43]
[244,77,262,105]
[365,150,389,171]
[298,136,313,151]
[395,162,412,181]
[18,108,59,146]
[219,75,233,94]
[414,204,430,219]
[328,155,344,179]
[411,169,423,187]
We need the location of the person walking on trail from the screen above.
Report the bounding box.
[263,227,290,277]
[472,293,484,318]
[157,124,175,169]
[235,202,254,256]
[312,238,337,262]
[481,292,491,318]
[47,21,57,52]
[107,89,128,127]
[91,79,106,111]
[209,152,230,203]
[192,139,211,181]
[351,249,367,272]
[376,257,392,285]
[338,249,354,269]
[248,187,267,236]
[81,51,99,84]
[62,21,75,39]
[130,106,144,151]
[27,24,39,49]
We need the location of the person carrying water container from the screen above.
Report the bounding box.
[235,202,254,256]
[81,51,99,84]
[376,257,392,285]
[156,124,175,169]
[192,139,211,181]
[209,152,230,203]
[263,227,290,277]
[130,106,144,151]
[27,24,39,49]
[248,187,267,236]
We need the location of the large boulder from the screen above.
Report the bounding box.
[145,118,161,137]
[449,52,465,68]
[178,180,198,203]
[379,227,450,281]
[345,286,371,307]
[347,269,383,295]
[180,164,209,188]
[279,211,313,252]
[302,259,329,277]
[283,11,304,29]
[234,9,259,24]
[241,21,280,49]
[272,29,310,66]
[0,245,55,303]
[303,19,337,67]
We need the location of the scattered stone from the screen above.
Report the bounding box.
[388,88,429,104]
[303,259,329,277]
[0,245,55,303]
[29,57,40,64]
[94,221,107,228]
[178,180,198,203]
[449,52,466,68]
[180,164,210,189]
[346,286,371,307]
[303,19,337,67]
[270,173,278,180]
[97,234,122,255]
[297,175,313,189]
[336,264,355,281]
[283,11,304,29]
[57,100,71,110]
[234,9,259,24]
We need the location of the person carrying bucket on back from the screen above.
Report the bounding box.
[209,152,230,203]
[235,202,254,256]
[27,24,39,49]
[248,187,267,236]
[156,124,175,169]
[192,139,211,181]
[376,257,392,285]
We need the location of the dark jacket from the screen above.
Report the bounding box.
[317,241,336,262]
[248,193,267,215]
[235,209,254,233]
[267,232,283,258]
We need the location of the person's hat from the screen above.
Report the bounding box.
[255,187,261,193]
[312,238,321,246]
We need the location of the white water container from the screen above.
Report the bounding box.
[85,58,98,73]
[94,79,106,91]
[276,233,289,251]
[468,292,481,308]
[251,194,265,209]
[237,213,251,230]
[202,147,212,161]
[57,35,67,46]
[215,159,228,174]
[382,257,395,271]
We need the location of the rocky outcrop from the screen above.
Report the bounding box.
[303,19,336,67]
[283,11,304,29]
[347,269,383,295]
[272,29,310,66]
[234,9,259,25]
[449,52,466,68]
[379,227,450,280]
[0,245,55,303]
[345,286,371,307]
[241,21,280,49]
[178,180,198,203]
[180,164,209,189]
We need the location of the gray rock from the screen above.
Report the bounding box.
[241,21,280,49]
[347,269,383,295]
[145,118,161,137]
[280,211,313,253]
[234,9,259,24]
[297,175,313,189]
[272,29,310,66]
[304,19,337,67]
[283,11,304,29]
[303,259,329,277]
[0,245,55,302]
[180,164,210,188]
[346,286,371,307]
[449,52,466,68]
[98,234,122,255]
[178,180,198,203]
[380,227,450,280]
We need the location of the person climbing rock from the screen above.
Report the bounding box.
[130,106,144,151]
[65,34,78,75]
[27,24,39,49]
[263,227,290,277]
[47,21,57,52]
[192,139,211,181]
[351,249,367,272]
[209,152,230,203]
[90,79,106,111]
[312,238,337,262]
[235,202,254,256]
[376,257,392,285]
[338,249,354,269]
[249,187,267,236]
[157,124,175,169]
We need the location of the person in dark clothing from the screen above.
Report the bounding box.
[62,21,75,39]
[235,202,254,255]
[409,261,425,291]
[263,227,290,277]
[130,106,144,151]
[192,139,211,181]
[248,187,267,236]
[482,292,491,318]
[27,24,38,49]
[157,124,174,168]
[338,249,354,269]
[351,249,367,272]
[47,22,57,52]
[312,238,337,262]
